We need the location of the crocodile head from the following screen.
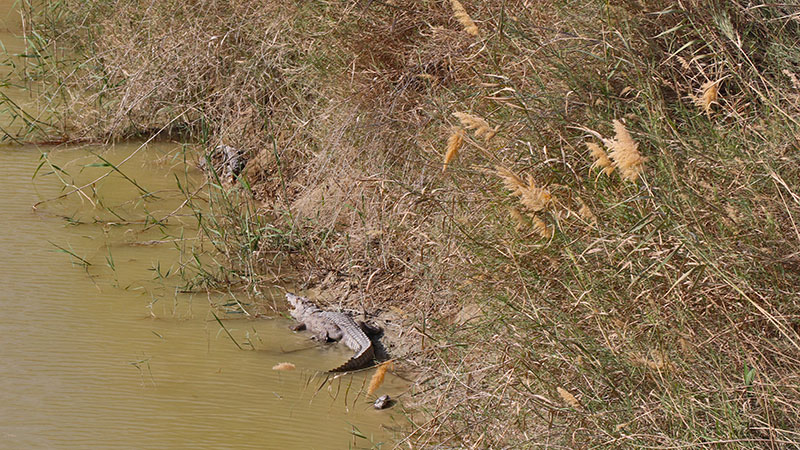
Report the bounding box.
[286,292,319,320]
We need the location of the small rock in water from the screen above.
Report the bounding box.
[373,394,393,410]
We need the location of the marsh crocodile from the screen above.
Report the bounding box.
[286,293,377,372]
[198,144,248,182]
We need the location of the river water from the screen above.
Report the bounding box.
[0,4,400,449]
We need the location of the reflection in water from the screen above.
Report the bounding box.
[0,2,38,138]
[0,3,402,446]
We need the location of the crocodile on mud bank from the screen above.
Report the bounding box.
[286,293,381,372]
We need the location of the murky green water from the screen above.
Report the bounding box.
[0,5,401,449]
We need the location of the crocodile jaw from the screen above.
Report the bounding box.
[286,292,318,322]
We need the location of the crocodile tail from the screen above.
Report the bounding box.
[329,347,375,373]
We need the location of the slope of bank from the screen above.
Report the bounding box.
[6,1,800,447]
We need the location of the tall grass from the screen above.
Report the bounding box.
[10,0,800,447]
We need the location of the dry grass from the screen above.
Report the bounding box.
[14,0,800,447]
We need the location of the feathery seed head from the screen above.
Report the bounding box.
[443,128,465,172]
[605,120,645,182]
[495,166,551,213]
[694,79,721,116]
[453,112,497,142]
[520,175,551,212]
[508,206,527,231]
[450,0,480,36]
[532,215,553,239]
[368,360,393,395]
[587,142,614,176]
[578,199,597,224]
[495,165,527,194]
[557,387,582,410]
[272,362,296,371]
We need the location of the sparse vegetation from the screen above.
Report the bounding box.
[5,0,800,447]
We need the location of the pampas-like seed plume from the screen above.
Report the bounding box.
[443,128,465,172]
[272,362,296,371]
[557,387,582,410]
[520,175,552,213]
[532,215,552,239]
[604,120,645,182]
[453,112,498,142]
[450,0,479,36]
[368,360,393,395]
[694,79,721,116]
[496,165,527,193]
[587,142,614,176]
[495,166,552,213]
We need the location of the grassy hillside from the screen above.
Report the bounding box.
[7,0,800,447]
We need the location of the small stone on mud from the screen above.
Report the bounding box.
[373,394,393,410]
